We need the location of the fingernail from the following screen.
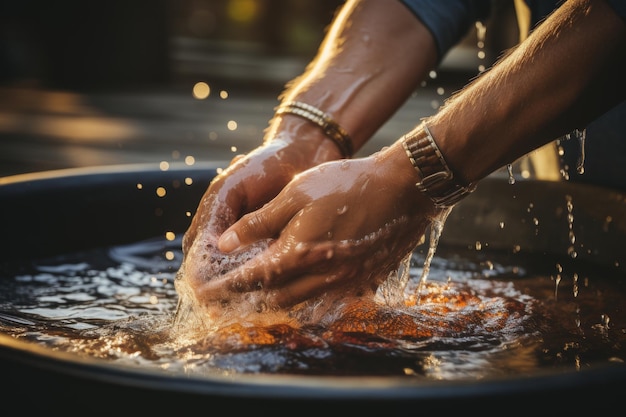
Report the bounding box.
[218,230,240,252]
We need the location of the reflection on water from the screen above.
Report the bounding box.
[0,236,625,379]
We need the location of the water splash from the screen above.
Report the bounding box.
[415,207,453,303]
[378,252,412,307]
[557,128,587,180]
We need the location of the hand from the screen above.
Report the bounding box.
[180,117,344,295]
[196,142,442,309]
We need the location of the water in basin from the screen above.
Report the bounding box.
[1,234,624,379]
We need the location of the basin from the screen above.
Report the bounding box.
[1,162,625,415]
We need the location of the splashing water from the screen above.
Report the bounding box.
[414,207,453,303]
[378,252,413,308]
[557,128,587,180]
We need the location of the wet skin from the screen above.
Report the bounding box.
[180,141,443,310]
[180,0,626,318]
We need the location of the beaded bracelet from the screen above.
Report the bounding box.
[275,101,353,158]
[401,122,476,208]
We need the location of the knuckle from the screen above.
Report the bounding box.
[244,211,275,237]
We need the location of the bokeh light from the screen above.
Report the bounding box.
[192,82,211,99]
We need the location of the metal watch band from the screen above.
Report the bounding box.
[401,123,476,208]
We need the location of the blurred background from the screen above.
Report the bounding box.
[0,0,518,177]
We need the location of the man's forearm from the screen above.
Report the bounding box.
[279,0,439,153]
[429,0,626,184]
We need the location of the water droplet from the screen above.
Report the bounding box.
[506,164,515,184]
[337,205,348,215]
[603,216,613,232]
[564,195,577,258]
[554,273,562,300]
[575,128,586,174]
[568,230,576,245]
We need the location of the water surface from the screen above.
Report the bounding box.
[1,236,624,379]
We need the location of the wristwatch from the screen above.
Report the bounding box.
[401,123,476,208]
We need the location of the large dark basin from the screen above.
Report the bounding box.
[1,163,625,415]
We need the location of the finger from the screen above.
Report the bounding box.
[218,196,300,253]
[266,269,355,309]
[199,236,323,297]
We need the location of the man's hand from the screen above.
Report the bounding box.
[196,142,441,308]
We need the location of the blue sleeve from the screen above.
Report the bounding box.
[398,0,492,61]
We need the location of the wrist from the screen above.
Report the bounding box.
[400,122,476,208]
[274,101,354,159]
[265,113,345,167]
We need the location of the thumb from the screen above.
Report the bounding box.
[217,200,293,253]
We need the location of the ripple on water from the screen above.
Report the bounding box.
[0,236,625,379]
